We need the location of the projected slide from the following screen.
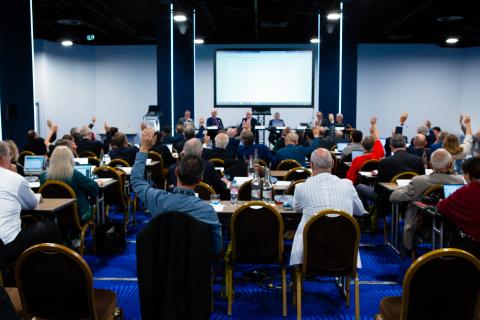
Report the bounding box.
[215,50,313,107]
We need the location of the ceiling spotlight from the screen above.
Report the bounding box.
[86,34,95,41]
[61,40,74,47]
[445,37,459,45]
[194,38,205,44]
[327,12,341,20]
[173,14,187,22]
[310,38,320,44]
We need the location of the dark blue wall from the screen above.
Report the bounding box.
[156,16,173,128]
[319,28,340,118]
[0,1,35,144]
[341,15,358,128]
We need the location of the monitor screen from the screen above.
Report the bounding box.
[74,158,89,165]
[337,143,348,152]
[215,49,313,107]
[75,165,92,179]
[443,184,463,198]
[351,150,364,161]
[24,156,45,173]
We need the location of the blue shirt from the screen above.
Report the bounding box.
[274,138,320,167]
[131,152,222,253]
[236,144,274,164]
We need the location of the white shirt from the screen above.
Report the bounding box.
[0,168,38,244]
[289,172,366,266]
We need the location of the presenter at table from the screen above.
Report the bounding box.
[206,108,224,139]
[240,110,259,143]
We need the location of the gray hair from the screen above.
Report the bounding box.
[47,146,74,180]
[79,125,91,138]
[310,148,333,170]
[430,148,452,170]
[0,141,11,160]
[414,134,426,147]
[417,125,429,136]
[183,126,195,140]
[183,138,203,157]
[390,134,406,149]
[215,133,229,149]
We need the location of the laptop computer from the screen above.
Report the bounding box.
[24,156,46,175]
[443,184,463,198]
[74,165,93,179]
[351,150,364,161]
[337,143,348,152]
[74,158,89,165]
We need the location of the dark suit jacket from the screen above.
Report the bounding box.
[108,146,139,166]
[161,135,175,145]
[77,138,105,158]
[407,146,431,162]
[23,132,57,155]
[239,118,259,143]
[202,147,234,161]
[206,117,224,129]
[225,138,240,156]
[151,144,176,168]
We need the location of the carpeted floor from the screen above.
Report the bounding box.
[84,210,411,320]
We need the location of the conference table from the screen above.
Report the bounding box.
[209,200,300,218]
[21,198,77,223]
[412,201,447,250]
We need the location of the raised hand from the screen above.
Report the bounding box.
[91,115,97,123]
[140,127,156,152]
[140,122,147,131]
[104,122,110,132]
[464,115,471,124]
[52,124,59,132]
[47,119,53,129]
[459,114,464,124]
[400,112,408,125]
[312,126,321,137]
[425,119,431,129]
[370,116,378,126]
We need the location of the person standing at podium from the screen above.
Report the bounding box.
[240,110,259,144]
[268,112,285,145]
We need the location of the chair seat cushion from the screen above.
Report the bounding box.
[5,287,22,314]
[94,289,117,319]
[379,296,401,320]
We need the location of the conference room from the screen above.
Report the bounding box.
[1,0,480,319]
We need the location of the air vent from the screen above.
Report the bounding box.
[57,19,82,26]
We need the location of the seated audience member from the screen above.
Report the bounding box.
[131,128,222,253]
[442,115,473,160]
[289,148,366,266]
[22,120,57,155]
[437,157,480,259]
[413,122,436,148]
[150,131,176,168]
[273,127,291,152]
[109,132,139,166]
[76,125,104,158]
[202,133,234,162]
[51,138,78,158]
[225,127,240,156]
[407,134,431,167]
[385,112,409,157]
[430,131,448,153]
[346,116,385,184]
[268,112,285,145]
[160,125,174,144]
[5,140,19,172]
[172,124,185,146]
[389,149,464,253]
[178,109,194,128]
[168,138,227,197]
[0,141,60,267]
[342,130,363,160]
[239,110,259,144]
[40,146,100,232]
[174,126,195,154]
[70,115,99,145]
[431,126,442,142]
[333,130,348,144]
[356,134,425,215]
[274,128,321,167]
[236,130,274,165]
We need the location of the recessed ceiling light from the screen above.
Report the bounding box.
[57,19,82,26]
[310,38,320,44]
[86,34,95,41]
[194,38,205,44]
[327,12,341,21]
[436,16,464,23]
[445,37,459,44]
[61,40,73,47]
[173,14,187,22]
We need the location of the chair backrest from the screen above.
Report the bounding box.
[276,159,302,171]
[195,182,216,200]
[359,159,380,172]
[78,151,97,158]
[38,180,81,226]
[238,180,252,201]
[18,151,35,166]
[230,201,284,264]
[87,156,100,167]
[93,166,127,208]
[302,210,360,276]
[15,243,96,319]
[400,248,480,320]
[285,179,306,195]
[330,151,339,175]
[330,145,337,151]
[147,151,166,188]
[284,167,311,181]
[390,171,419,183]
[209,158,225,167]
[108,158,130,168]
[148,151,164,168]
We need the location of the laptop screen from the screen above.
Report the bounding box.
[24,156,45,173]
[74,158,89,165]
[337,143,348,152]
[75,165,92,179]
[351,150,364,161]
[443,184,463,198]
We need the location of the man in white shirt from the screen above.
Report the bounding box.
[290,148,367,266]
[0,141,59,267]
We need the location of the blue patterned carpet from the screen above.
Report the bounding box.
[84,210,409,320]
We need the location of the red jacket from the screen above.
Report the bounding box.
[437,180,480,243]
[346,139,385,184]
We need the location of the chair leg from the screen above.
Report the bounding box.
[354,273,360,320]
[296,268,302,320]
[79,229,86,256]
[91,222,97,254]
[383,219,388,244]
[211,267,214,312]
[345,275,351,308]
[227,265,233,316]
[282,266,287,317]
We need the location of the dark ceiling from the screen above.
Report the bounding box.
[33,0,480,47]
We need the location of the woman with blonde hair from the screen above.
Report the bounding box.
[443,115,473,160]
[39,146,100,229]
[5,140,19,172]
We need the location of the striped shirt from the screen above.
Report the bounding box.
[289,172,366,266]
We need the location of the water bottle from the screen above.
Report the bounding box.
[262,168,273,203]
[103,154,111,165]
[248,155,254,178]
[230,180,238,204]
[251,167,262,201]
[253,148,259,166]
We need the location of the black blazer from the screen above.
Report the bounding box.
[202,147,234,162]
[77,138,105,158]
[150,144,176,168]
[225,137,240,156]
[136,212,212,320]
[239,118,259,144]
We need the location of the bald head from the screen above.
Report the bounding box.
[310,148,333,174]
[414,134,426,148]
[183,138,203,157]
[430,148,453,171]
[285,132,299,145]
[215,133,229,149]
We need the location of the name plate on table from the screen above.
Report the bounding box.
[255,125,266,130]
[206,126,218,130]
[396,179,411,187]
[275,126,286,130]
[296,126,307,130]
[335,127,345,131]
